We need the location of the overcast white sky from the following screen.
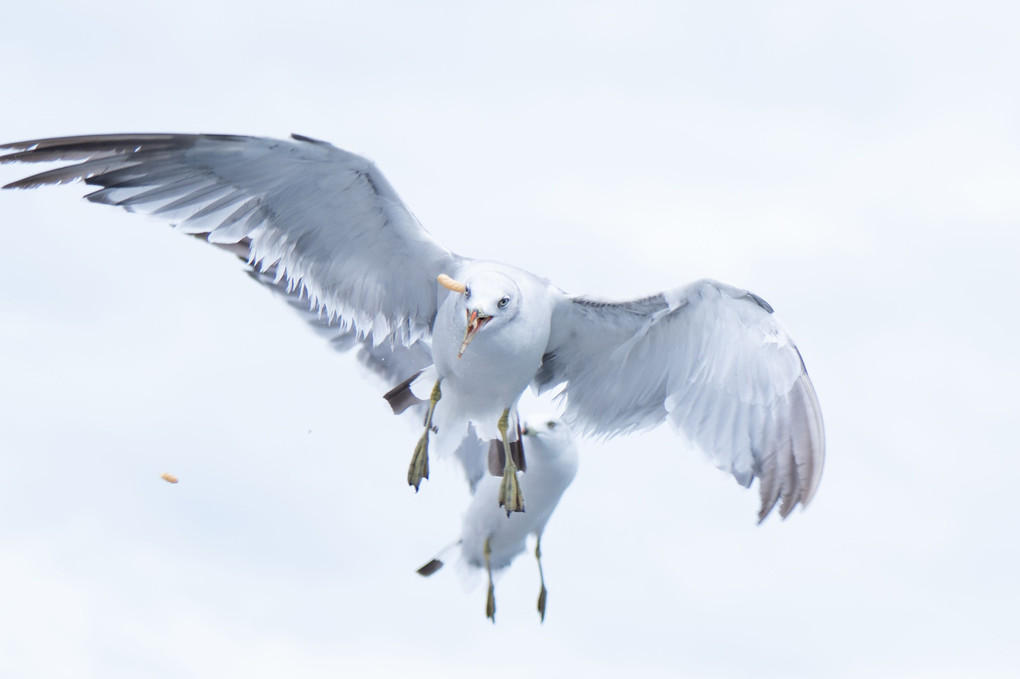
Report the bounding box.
[1,1,1018,677]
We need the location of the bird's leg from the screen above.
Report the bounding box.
[484,537,496,623]
[536,536,548,623]
[497,408,525,515]
[407,379,441,491]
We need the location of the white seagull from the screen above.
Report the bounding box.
[418,415,579,623]
[1,133,825,522]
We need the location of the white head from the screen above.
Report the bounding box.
[438,271,522,357]
[522,414,571,444]
[521,414,579,468]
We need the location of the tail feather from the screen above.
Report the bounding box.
[416,559,445,577]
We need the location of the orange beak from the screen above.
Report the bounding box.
[458,309,492,358]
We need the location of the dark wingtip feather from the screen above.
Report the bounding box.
[745,291,774,314]
[1,133,208,190]
[768,379,825,521]
[0,148,52,164]
[755,370,825,524]
[756,453,781,524]
[778,486,798,519]
[0,133,248,169]
[2,132,178,151]
[1,134,187,165]
[796,374,826,507]
[3,156,141,190]
[291,133,328,144]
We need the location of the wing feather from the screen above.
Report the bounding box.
[541,279,824,520]
[244,263,433,388]
[1,133,462,348]
[756,415,782,523]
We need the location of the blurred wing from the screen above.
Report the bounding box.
[1,133,461,347]
[452,423,489,493]
[246,264,433,387]
[250,255,489,491]
[539,279,824,521]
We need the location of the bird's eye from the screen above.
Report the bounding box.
[464,287,471,299]
[498,296,510,308]
[547,421,557,429]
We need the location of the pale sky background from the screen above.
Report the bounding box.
[1,1,1018,677]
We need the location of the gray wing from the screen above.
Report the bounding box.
[247,255,491,490]
[246,264,432,387]
[452,423,489,493]
[538,279,824,522]
[1,133,461,347]
[248,253,499,495]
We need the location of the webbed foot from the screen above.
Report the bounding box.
[497,408,526,515]
[406,379,441,492]
[407,432,429,491]
[498,462,525,515]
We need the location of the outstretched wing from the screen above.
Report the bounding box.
[1,133,461,347]
[539,279,824,521]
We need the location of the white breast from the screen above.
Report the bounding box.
[431,263,556,419]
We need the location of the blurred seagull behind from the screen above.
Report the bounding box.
[418,415,579,623]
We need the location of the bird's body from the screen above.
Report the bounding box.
[0,132,825,524]
[429,262,556,437]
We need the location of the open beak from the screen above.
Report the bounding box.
[458,309,492,358]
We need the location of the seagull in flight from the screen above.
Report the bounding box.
[417,415,579,623]
[1,133,825,522]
